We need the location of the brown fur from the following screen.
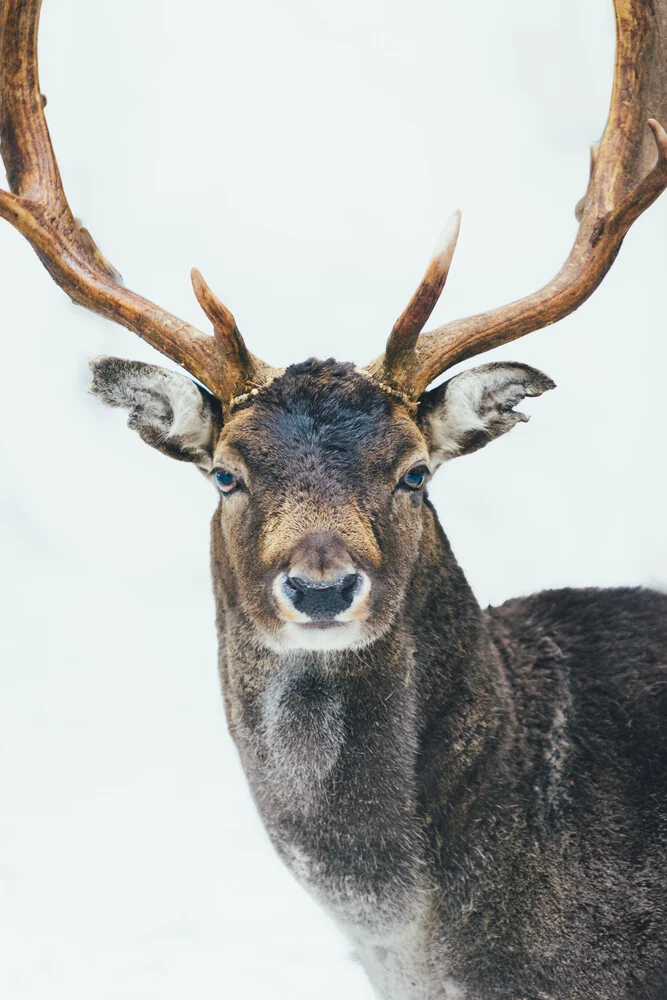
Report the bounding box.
[91,355,667,1000]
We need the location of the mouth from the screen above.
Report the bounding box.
[298,621,346,631]
[272,618,367,653]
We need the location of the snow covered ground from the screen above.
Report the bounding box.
[1,0,665,997]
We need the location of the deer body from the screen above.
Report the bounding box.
[1,1,667,997]
[217,555,667,1000]
[200,362,667,1000]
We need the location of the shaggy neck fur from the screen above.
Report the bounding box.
[211,497,515,999]
[89,356,667,1000]
[211,483,667,1000]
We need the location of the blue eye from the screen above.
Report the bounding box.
[215,469,238,494]
[402,466,428,490]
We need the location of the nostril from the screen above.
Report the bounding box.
[283,572,362,619]
[339,573,361,607]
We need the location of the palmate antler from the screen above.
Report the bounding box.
[0,0,278,407]
[367,0,667,400]
[0,1,665,411]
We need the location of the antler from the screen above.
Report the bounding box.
[383,211,461,378]
[2,0,665,411]
[367,0,667,399]
[0,0,276,405]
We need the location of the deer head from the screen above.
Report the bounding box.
[1,0,666,654]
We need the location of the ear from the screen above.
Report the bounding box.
[418,362,555,468]
[89,357,222,472]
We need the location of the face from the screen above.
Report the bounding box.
[211,360,431,652]
[91,354,553,655]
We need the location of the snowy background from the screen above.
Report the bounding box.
[1,0,665,997]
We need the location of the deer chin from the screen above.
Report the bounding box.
[275,620,369,653]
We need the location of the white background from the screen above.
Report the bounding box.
[1,1,665,997]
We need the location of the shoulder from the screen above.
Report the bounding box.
[488,585,667,677]
[491,584,667,629]
[487,586,667,795]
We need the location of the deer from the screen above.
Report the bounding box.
[1,0,666,997]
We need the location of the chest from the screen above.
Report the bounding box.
[239,664,425,919]
[229,661,468,998]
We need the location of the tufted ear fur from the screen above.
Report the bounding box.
[89,357,222,472]
[418,362,555,469]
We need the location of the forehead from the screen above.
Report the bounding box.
[217,359,424,472]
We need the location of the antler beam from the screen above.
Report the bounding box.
[368,0,667,399]
[1,0,665,412]
[0,0,272,404]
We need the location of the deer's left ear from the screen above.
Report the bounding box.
[89,357,222,472]
[418,362,555,469]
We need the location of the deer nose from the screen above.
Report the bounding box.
[283,573,362,620]
[280,531,368,622]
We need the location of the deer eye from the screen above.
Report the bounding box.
[401,465,428,490]
[215,469,239,494]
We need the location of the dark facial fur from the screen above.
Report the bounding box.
[91,355,667,1000]
[212,360,429,653]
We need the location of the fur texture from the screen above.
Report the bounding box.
[89,357,222,471]
[92,357,666,1000]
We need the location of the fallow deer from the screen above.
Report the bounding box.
[1,1,666,998]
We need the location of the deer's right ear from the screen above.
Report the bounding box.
[89,357,222,472]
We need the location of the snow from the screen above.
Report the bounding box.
[1,0,665,997]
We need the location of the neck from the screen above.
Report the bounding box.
[209,503,513,929]
[219,506,502,820]
[403,503,516,834]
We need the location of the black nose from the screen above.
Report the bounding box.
[284,573,361,620]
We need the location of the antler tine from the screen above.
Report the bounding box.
[365,0,667,400]
[383,210,461,388]
[0,0,256,401]
[191,268,253,379]
[190,269,279,403]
